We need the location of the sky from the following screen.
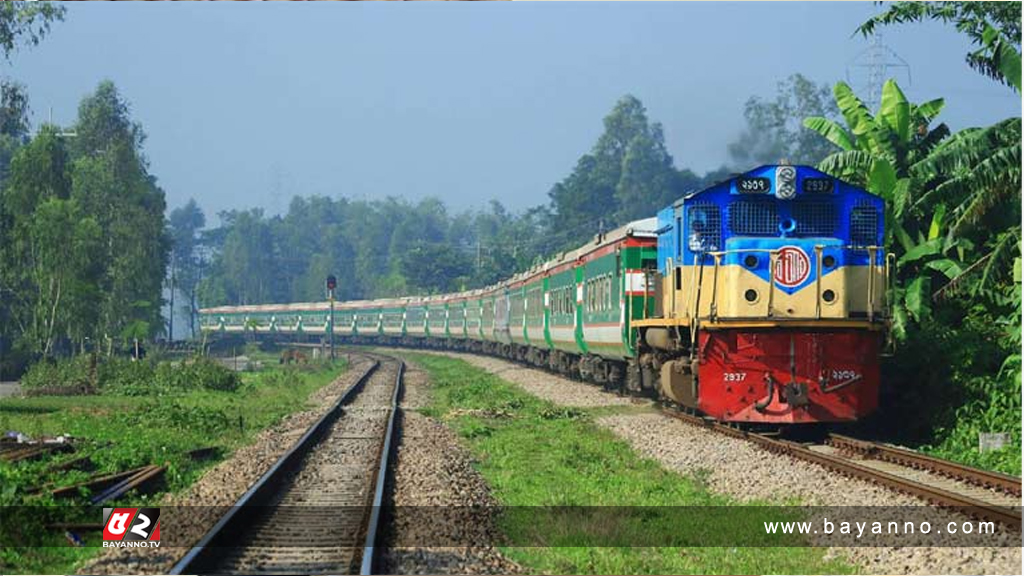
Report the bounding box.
[11,2,1022,221]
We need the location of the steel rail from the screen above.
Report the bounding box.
[359,360,404,575]
[169,357,381,575]
[662,409,1022,531]
[828,433,1022,496]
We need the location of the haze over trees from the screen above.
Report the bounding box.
[190,94,730,311]
[727,73,841,167]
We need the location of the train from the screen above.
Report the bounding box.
[200,164,892,425]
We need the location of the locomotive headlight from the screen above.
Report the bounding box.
[776,166,797,199]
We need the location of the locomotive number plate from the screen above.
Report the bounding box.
[736,176,770,193]
[802,177,834,194]
[830,369,861,381]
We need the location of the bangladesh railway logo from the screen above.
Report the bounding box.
[773,246,810,287]
[102,507,161,548]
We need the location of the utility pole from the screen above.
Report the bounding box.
[168,266,175,342]
[326,275,337,360]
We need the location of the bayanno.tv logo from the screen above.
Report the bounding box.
[102,507,161,548]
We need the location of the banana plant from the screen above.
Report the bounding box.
[803,79,949,209]
[888,203,972,339]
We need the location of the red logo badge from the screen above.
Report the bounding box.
[102,508,161,547]
[774,246,810,287]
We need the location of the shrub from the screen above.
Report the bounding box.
[24,354,242,397]
[97,358,158,395]
[175,356,241,392]
[20,356,96,395]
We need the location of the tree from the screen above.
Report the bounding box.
[400,241,471,294]
[548,95,686,247]
[0,80,30,188]
[1,128,102,358]
[804,77,1021,337]
[70,81,170,348]
[1,127,72,356]
[0,80,29,140]
[25,198,102,357]
[547,154,615,247]
[727,73,840,167]
[213,209,276,305]
[0,0,63,199]
[0,2,65,60]
[168,199,206,339]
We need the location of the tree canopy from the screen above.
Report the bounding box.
[0,2,65,60]
[0,81,169,369]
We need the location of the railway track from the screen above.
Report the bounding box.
[170,354,403,575]
[363,344,1021,533]
[662,410,1022,531]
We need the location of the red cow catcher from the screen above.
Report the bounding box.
[696,329,882,424]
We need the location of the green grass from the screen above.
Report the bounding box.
[401,352,856,575]
[0,358,348,574]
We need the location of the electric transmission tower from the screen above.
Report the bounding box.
[845,28,912,111]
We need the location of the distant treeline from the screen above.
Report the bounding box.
[191,88,840,314]
[194,96,728,308]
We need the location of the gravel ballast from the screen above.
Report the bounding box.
[416,350,1022,576]
[379,360,522,575]
[78,355,376,575]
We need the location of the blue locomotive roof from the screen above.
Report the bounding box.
[656,164,885,290]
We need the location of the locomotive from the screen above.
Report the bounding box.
[200,164,891,425]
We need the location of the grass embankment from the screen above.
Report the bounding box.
[0,356,348,574]
[402,353,854,575]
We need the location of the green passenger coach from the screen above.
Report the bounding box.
[200,218,658,386]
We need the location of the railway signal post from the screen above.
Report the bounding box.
[326,275,337,360]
